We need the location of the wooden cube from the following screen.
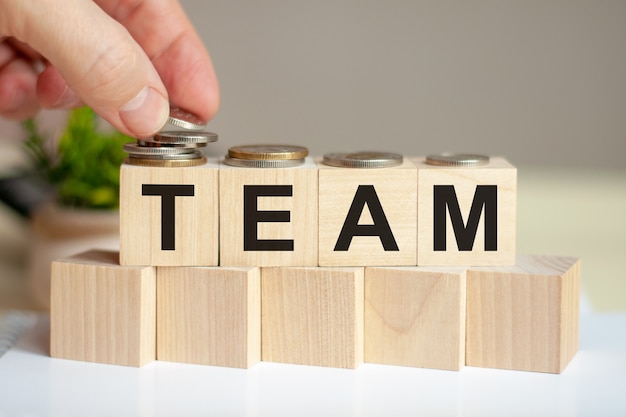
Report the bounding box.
[413,156,516,266]
[219,158,318,266]
[262,266,364,368]
[364,266,466,370]
[318,159,417,266]
[50,250,156,367]
[157,266,261,368]
[466,255,581,373]
[119,159,219,266]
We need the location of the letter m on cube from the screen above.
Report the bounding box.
[433,185,497,252]
[415,156,516,266]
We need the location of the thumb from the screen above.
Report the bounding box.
[7,0,169,137]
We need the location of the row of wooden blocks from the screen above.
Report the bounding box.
[120,156,516,267]
[50,250,580,373]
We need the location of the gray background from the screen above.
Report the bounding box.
[189,0,626,168]
[1,0,625,169]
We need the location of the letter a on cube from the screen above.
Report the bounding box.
[318,159,417,266]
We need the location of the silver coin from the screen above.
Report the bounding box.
[154,131,218,144]
[425,153,489,167]
[322,151,403,168]
[166,107,207,131]
[223,156,305,168]
[228,144,309,160]
[127,150,204,160]
[126,157,208,168]
[137,138,206,149]
[123,142,198,156]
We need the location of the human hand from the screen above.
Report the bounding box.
[0,0,219,138]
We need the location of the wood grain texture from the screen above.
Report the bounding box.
[318,159,417,266]
[219,158,318,266]
[413,156,516,266]
[157,266,261,368]
[365,266,466,370]
[262,266,364,368]
[119,159,219,266]
[50,250,156,367]
[466,255,581,373]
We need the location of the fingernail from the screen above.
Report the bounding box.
[119,86,169,138]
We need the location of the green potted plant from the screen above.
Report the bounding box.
[22,107,133,309]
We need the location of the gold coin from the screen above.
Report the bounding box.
[227,144,309,160]
[125,157,207,168]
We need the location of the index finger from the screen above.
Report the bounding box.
[96,0,219,122]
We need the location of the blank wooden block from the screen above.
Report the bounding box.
[365,266,466,370]
[50,250,156,367]
[262,266,364,368]
[413,156,516,266]
[318,159,417,266]
[219,158,318,266]
[119,159,219,266]
[157,266,261,368]
[466,255,581,373]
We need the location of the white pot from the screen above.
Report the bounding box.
[27,202,120,310]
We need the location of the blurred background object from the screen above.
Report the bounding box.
[0,108,131,309]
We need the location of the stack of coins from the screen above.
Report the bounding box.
[224,144,309,168]
[322,151,403,168]
[123,107,218,167]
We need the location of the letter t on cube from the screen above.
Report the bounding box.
[119,159,219,266]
